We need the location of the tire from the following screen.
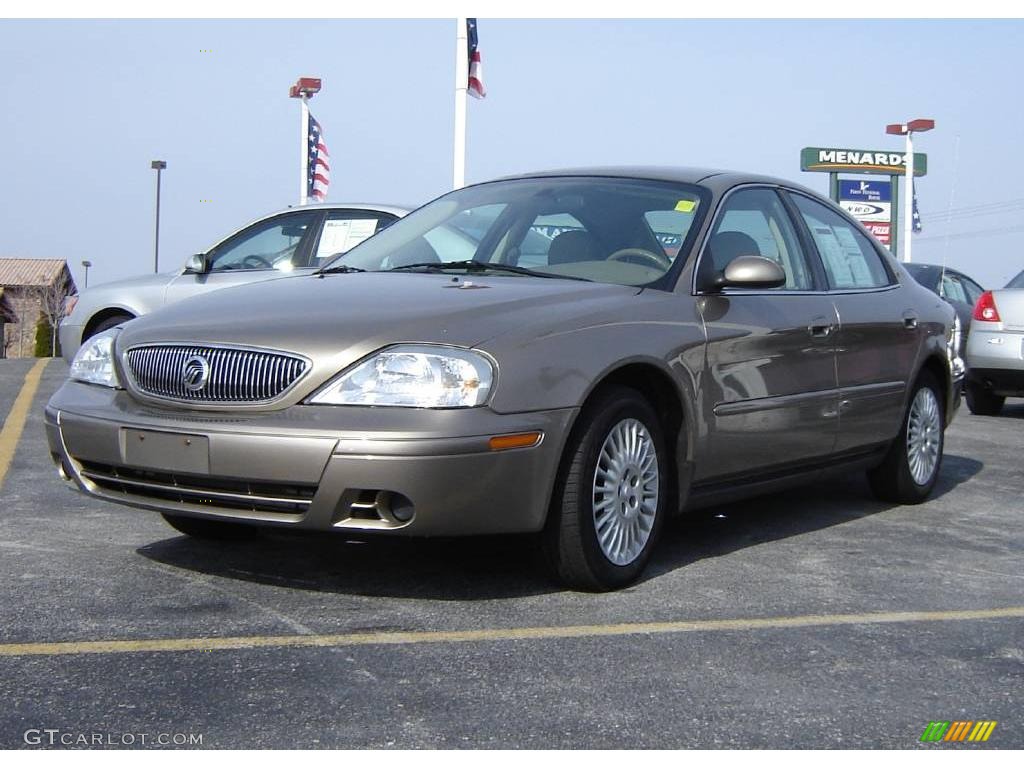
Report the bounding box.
[867,371,945,504]
[161,513,258,540]
[542,387,669,591]
[84,312,134,342]
[965,381,1005,416]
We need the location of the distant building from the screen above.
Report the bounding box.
[0,259,77,358]
[0,289,18,359]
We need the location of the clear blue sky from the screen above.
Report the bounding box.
[2,18,1022,288]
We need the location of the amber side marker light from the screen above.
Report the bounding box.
[489,432,543,451]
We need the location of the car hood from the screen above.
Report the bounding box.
[116,272,638,394]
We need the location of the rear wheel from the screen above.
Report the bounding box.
[965,381,1005,416]
[868,371,944,503]
[161,513,258,540]
[542,387,668,591]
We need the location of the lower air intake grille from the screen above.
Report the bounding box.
[79,461,316,515]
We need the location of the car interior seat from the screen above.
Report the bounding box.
[547,230,603,265]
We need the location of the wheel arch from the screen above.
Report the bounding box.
[559,360,697,518]
[917,352,954,426]
[82,306,137,341]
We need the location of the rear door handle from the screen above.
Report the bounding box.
[809,316,833,337]
[903,312,919,330]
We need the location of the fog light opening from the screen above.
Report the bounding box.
[379,491,415,523]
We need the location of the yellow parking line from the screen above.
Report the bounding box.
[1,605,1022,658]
[0,358,49,491]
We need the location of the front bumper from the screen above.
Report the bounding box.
[45,381,576,536]
[58,321,84,364]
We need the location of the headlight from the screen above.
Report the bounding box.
[308,345,494,408]
[69,329,122,388]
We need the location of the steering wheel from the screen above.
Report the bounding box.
[607,247,672,271]
[241,254,274,269]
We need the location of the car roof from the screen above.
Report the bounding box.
[490,166,822,197]
[280,202,413,216]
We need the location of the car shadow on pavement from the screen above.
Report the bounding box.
[645,452,983,582]
[990,400,1024,419]
[137,453,982,599]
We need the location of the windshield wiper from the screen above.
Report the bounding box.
[317,264,368,275]
[388,260,591,281]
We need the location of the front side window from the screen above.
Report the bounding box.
[208,211,318,273]
[700,188,813,290]
[325,178,708,287]
[790,194,892,290]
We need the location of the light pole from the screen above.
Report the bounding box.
[81,260,92,288]
[886,119,934,263]
[151,160,167,273]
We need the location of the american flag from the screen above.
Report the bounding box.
[307,112,330,201]
[467,18,486,99]
[912,179,922,233]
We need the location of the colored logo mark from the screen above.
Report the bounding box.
[920,721,997,743]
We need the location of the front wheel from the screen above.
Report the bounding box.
[867,371,944,503]
[542,387,669,591]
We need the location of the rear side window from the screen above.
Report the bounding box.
[940,273,968,304]
[790,194,892,289]
[961,276,984,305]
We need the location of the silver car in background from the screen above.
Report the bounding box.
[59,203,409,361]
[47,168,961,591]
[964,269,1024,414]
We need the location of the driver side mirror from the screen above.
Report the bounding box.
[709,255,786,291]
[184,253,211,275]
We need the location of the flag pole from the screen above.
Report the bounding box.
[300,94,309,205]
[290,77,322,205]
[453,17,468,190]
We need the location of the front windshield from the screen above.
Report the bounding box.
[322,177,707,287]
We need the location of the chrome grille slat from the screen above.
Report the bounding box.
[125,345,307,404]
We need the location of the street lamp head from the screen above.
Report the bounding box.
[81,260,92,268]
[151,160,167,170]
[289,76,322,99]
[887,119,935,136]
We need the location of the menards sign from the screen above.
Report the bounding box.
[801,147,927,176]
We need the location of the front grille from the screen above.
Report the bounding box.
[79,460,316,515]
[124,345,307,404]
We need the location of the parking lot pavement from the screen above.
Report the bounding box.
[1,360,1021,748]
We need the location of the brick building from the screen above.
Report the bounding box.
[0,259,77,359]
